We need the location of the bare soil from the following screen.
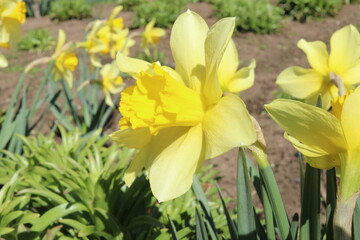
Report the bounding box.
[2,2,360,219]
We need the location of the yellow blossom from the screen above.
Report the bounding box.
[141,19,166,47]
[52,30,78,88]
[276,25,360,109]
[266,87,360,200]
[0,0,26,43]
[100,61,124,106]
[110,10,257,202]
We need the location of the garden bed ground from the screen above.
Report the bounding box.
[2,2,360,219]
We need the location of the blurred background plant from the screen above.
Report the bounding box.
[277,0,342,22]
[48,0,92,21]
[17,29,55,53]
[212,0,283,34]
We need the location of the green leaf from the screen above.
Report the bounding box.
[236,148,256,240]
[30,203,87,232]
[0,226,14,235]
[196,207,208,240]
[299,163,321,240]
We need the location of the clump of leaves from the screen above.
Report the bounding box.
[132,0,187,28]
[17,29,55,53]
[278,0,342,22]
[49,0,92,21]
[213,0,283,34]
[119,0,147,10]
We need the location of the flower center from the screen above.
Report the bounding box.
[119,63,204,135]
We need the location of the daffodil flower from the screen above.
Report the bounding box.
[110,10,257,202]
[52,30,78,88]
[0,0,26,44]
[218,39,256,93]
[276,25,360,109]
[141,19,166,48]
[266,87,360,201]
[100,61,124,106]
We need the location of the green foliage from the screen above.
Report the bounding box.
[17,29,55,53]
[132,0,188,28]
[49,0,92,21]
[278,0,342,22]
[119,0,147,10]
[212,0,283,34]
[0,128,232,239]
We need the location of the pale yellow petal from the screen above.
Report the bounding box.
[55,29,66,54]
[339,60,360,86]
[276,66,325,99]
[329,25,360,74]
[124,149,148,186]
[284,133,328,157]
[203,94,256,159]
[110,128,152,149]
[161,65,184,84]
[338,150,360,199]
[304,155,340,170]
[149,125,203,202]
[297,39,329,75]
[227,59,256,93]
[340,87,360,150]
[116,52,152,79]
[3,18,21,42]
[218,39,239,85]
[170,10,208,93]
[203,17,235,105]
[266,99,346,155]
[0,53,8,68]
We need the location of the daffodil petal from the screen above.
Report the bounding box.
[55,29,66,54]
[161,65,184,84]
[297,39,329,75]
[204,17,235,104]
[276,66,325,99]
[116,52,152,79]
[304,155,340,170]
[329,25,360,74]
[149,125,203,202]
[124,149,148,186]
[339,60,360,86]
[110,128,152,149]
[3,18,21,42]
[284,132,328,157]
[340,87,360,150]
[227,59,256,93]
[170,10,208,93]
[203,94,256,159]
[0,53,8,68]
[266,99,346,155]
[217,39,239,88]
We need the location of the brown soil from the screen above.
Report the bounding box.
[2,1,360,220]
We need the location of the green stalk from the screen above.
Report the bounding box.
[333,193,359,240]
[237,148,256,240]
[259,165,291,240]
[260,175,275,240]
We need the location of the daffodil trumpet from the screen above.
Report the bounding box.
[110,10,257,202]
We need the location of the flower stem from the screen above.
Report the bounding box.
[333,193,359,240]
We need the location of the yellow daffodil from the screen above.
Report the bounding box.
[141,19,166,47]
[80,6,134,67]
[218,39,256,93]
[110,10,257,202]
[276,25,360,109]
[0,0,26,43]
[100,61,124,106]
[52,30,78,88]
[266,87,360,201]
